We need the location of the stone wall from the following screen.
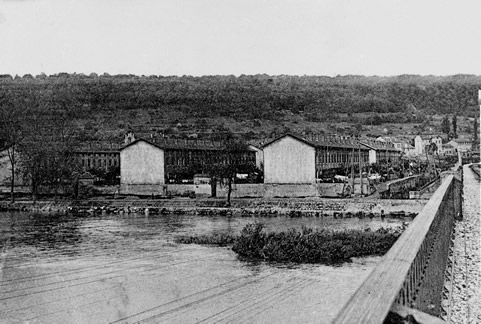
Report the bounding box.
[120,184,167,195]
[314,183,344,197]
[1,196,427,217]
[227,198,426,214]
[167,184,196,196]
[118,182,377,199]
[216,183,319,198]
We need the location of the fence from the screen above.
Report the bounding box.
[333,172,462,323]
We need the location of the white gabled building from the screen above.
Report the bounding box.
[414,135,443,155]
[262,133,373,184]
[447,138,473,153]
[263,134,316,183]
[120,139,165,194]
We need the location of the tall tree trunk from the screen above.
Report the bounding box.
[226,177,232,207]
[210,177,216,198]
[10,166,15,203]
[7,147,16,203]
[31,178,37,202]
[73,176,80,199]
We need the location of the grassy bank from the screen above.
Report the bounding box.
[175,223,405,264]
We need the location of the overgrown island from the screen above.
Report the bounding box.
[176,223,406,265]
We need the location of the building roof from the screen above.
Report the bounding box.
[262,133,369,150]
[359,140,400,152]
[75,142,122,153]
[451,138,472,144]
[120,137,255,152]
[416,134,442,141]
[262,133,316,149]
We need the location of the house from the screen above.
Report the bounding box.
[398,140,416,157]
[414,135,443,155]
[359,139,402,165]
[73,142,121,172]
[119,138,257,194]
[431,136,443,154]
[447,138,473,153]
[262,133,371,184]
[263,134,316,183]
[124,131,136,144]
[120,139,165,194]
[440,143,456,156]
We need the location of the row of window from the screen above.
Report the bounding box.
[316,149,369,164]
[80,158,119,169]
[164,150,255,166]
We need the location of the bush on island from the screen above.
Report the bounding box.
[175,223,405,265]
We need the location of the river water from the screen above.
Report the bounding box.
[0,211,407,323]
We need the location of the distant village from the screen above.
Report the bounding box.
[1,129,477,200]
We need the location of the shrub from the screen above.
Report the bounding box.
[175,233,235,246]
[178,223,405,265]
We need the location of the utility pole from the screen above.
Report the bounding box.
[358,141,362,196]
[351,144,355,196]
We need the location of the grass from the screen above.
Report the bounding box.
[175,223,406,265]
[175,233,236,246]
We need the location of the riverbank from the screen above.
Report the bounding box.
[0,196,426,219]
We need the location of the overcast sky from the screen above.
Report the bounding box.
[0,0,480,77]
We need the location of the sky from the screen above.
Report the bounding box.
[0,0,480,77]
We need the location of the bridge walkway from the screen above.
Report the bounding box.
[443,164,481,323]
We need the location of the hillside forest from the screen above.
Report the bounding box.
[1,73,480,144]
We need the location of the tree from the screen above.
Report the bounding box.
[425,142,439,177]
[474,118,478,142]
[207,140,257,206]
[473,118,480,151]
[16,86,81,200]
[441,115,450,134]
[452,114,457,137]
[0,92,25,202]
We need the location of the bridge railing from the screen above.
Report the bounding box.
[333,173,462,324]
[380,174,433,199]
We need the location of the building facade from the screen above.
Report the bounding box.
[447,138,473,153]
[414,135,443,156]
[263,135,316,183]
[119,138,257,194]
[359,139,402,165]
[120,140,165,194]
[262,134,373,184]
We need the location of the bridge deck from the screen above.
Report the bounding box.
[444,164,481,323]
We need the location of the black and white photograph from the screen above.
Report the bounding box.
[0,0,480,323]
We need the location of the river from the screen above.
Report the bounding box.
[0,211,408,323]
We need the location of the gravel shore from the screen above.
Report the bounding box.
[445,165,481,323]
